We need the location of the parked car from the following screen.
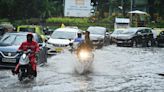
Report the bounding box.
[110,29,126,43]
[87,26,109,48]
[46,27,82,54]
[116,27,154,47]
[43,27,54,39]
[17,25,47,41]
[0,23,15,38]
[0,32,47,68]
[156,29,164,46]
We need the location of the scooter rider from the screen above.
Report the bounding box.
[12,33,40,77]
[76,31,93,54]
[74,32,84,43]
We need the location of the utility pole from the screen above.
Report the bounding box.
[130,0,133,25]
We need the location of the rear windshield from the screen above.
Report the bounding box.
[19,28,35,33]
[51,31,76,39]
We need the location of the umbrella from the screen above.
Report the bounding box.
[128,10,149,15]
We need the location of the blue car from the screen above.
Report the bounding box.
[0,32,47,68]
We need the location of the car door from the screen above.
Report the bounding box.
[136,30,144,44]
[145,29,153,40]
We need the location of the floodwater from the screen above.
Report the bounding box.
[0,45,164,92]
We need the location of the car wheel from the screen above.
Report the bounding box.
[147,40,152,47]
[98,44,103,49]
[117,43,121,46]
[132,40,137,47]
[157,42,161,47]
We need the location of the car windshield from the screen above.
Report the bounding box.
[51,31,76,39]
[112,30,124,34]
[88,28,105,35]
[121,29,136,34]
[0,34,26,45]
[19,28,35,33]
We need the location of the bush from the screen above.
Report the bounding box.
[148,20,164,28]
[0,19,9,23]
[46,17,113,31]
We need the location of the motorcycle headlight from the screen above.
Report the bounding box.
[78,50,90,59]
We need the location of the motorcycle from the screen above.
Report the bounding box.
[74,49,94,74]
[17,49,35,81]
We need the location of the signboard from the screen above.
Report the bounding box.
[64,0,92,17]
[114,18,130,30]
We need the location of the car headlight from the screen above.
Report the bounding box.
[127,39,132,43]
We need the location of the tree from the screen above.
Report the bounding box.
[0,0,64,20]
[148,0,163,20]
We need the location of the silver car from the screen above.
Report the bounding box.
[87,26,109,48]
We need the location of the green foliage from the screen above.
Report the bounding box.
[148,20,164,28]
[46,17,113,31]
[0,0,63,19]
[0,19,9,23]
[46,17,88,24]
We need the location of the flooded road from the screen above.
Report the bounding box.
[1,45,164,92]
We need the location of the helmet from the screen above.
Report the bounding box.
[77,32,82,38]
[27,33,33,42]
[27,33,33,37]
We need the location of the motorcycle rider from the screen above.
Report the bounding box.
[74,32,84,43]
[12,33,40,77]
[76,31,93,55]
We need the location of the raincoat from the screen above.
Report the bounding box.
[15,40,40,72]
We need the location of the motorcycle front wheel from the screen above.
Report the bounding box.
[18,71,23,81]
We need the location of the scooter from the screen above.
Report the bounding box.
[74,49,94,74]
[17,50,35,81]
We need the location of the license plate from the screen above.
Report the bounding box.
[2,58,16,63]
[55,48,63,52]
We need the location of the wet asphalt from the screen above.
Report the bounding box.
[0,45,164,92]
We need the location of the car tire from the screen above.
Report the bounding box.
[117,43,121,46]
[147,40,152,47]
[157,42,161,47]
[132,40,137,47]
[98,44,103,49]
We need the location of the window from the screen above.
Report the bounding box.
[20,28,35,33]
[145,29,152,33]
[137,30,143,34]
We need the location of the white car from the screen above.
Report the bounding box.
[110,29,126,43]
[87,26,108,48]
[46,27,82,54]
